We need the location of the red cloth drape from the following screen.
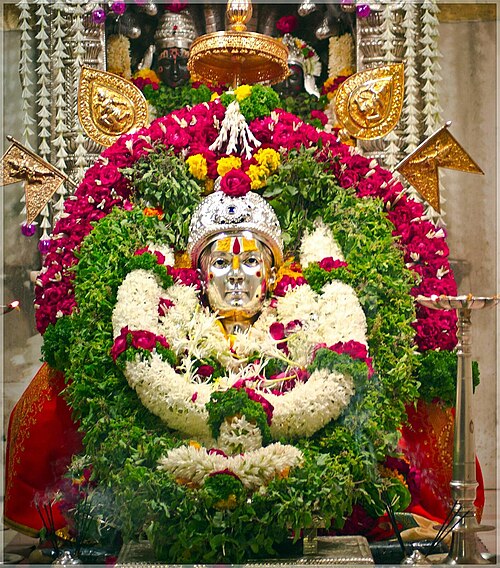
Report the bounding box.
[400,399,484,522]
[4,364,83,536]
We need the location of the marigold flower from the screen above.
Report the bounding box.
[247,164,268,190]
[254,147,280,171]
[133,68,160,85]
[186,153,208,180]
[234,84,252,101]
[216,156,242,177]
[143,206,164,219]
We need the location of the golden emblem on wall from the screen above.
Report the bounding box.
[396,122,484,213]
[78,67,149,148]
[335,63,404,140]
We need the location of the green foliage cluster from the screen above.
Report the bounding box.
[42,148,420,562]
[276,92,329,128]
[220,85,281,122]
[142,82,213,117]
[120,149,202,249]
[206,388,272,446]
[416,349,480,406]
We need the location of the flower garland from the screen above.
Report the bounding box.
[37,85,459,562]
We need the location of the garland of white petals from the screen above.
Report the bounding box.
[113,270,362,441]
[328,33,354,79]
[111,229,367,486]
[158,443,303,491]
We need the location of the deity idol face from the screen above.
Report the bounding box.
[156,47,190,88]
[199,232,274,327]
[273,63,305,97]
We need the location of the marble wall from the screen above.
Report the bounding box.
[1,13,498,496]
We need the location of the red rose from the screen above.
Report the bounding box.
[131,329,157,350]
[197,364,214,378]
[219,169,251,197]
[318,257,348,272]
[276,15,298,35]
[310,110,328,127]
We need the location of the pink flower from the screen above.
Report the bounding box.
[208,448,228,457]
[318,258,348,272]
[310,110,328,127]
[276,15,298,35]
[111,327,130,361]
[131,330,157,351]
[167,267,201,289]
[220,169,251,197]
[269,322,285,341]
[323,340,375,378]
[244,388,274,425]
[273,274,307,297]
[197,365,214,378]
[158,297,175,316]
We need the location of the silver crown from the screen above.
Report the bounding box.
[154,10,197,50]
[188,190,284,267]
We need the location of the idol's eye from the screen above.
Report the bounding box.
[244,255,260,267]
[212,257,229,269]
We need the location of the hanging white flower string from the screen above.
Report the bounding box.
[420,0,446,224]
[72,2,90,181]
[51,3,70,220]
[209,100,261,160]
[34,0,51,160]
[17,0,36,151]
[17,1,38,235]
[401,3,421,154]
[380,3,401,169]
[29,0,54,243]
[420,0,443,137]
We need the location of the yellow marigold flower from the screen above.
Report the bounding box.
[204,178,215,194]
[186,154,208,180]
[133,68,160,84]
[217,156,242,177]
[254,148,280,171]
[275,259,303,282]
[247,164,268,190]
[189,440,201,450]
[210,92,220,101]
[234,84,252,101]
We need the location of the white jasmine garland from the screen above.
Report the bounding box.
[299,221,345,268]
[111,237,369,472]
[158,443,303,491]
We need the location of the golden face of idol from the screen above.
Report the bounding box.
[199,232,274,325]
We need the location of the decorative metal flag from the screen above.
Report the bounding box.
[0,136,71,225]
[334,63,404,140]
[395,122,484,213]
[78,66,150,148]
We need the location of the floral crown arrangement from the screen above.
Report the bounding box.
[37,83,459,563]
